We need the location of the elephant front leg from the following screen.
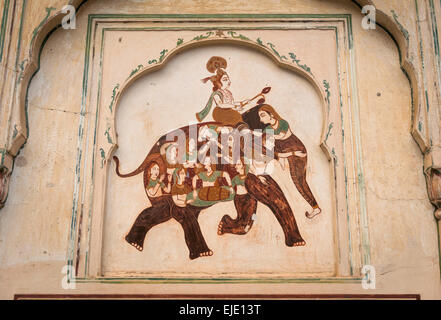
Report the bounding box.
[172,205,213,260]
[218,194,257,235]
[245,174,306,247]
[287,156,321,219]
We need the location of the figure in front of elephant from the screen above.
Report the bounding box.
[256,104,321,219]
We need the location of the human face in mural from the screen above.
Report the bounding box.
[178,168,186,184]
[235,160,244,174]
[150,164,160,181]
[259,110,272,125]
[203,157,213,172]
[220,73,231,90]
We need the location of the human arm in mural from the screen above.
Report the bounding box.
[146,174,171,197]
[212,93,250,111]
[222,171,234,194]
[197,57,254,127]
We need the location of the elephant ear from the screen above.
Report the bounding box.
[242,106,267,131]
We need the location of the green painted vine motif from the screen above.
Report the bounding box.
[323,80,331,99]
[391,10,410,42]
[332,148,338,165]
[31,7,57,46]
[325,122,334,142]
[289,52,311,74]
[100,148,106,169]
[323,80,331,112]
[146,49,168,67]
[109,83,119,113]
[12,125,18,139]
[17,58,28,84]
[128,64,143,80]
[104,127,113,144]
[193,32,214,41]
[159,49,168,63]
[227,31,250,41]
[267,42,288,61]
[177,38,184,46]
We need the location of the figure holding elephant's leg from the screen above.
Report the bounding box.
[125,196,173,252]
[170,166,213,259]
[125,161,172,251]
[171,205,214,259]
[218,159,257,235]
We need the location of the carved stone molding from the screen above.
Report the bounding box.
[0,170,10,209]
[0,152,13,209]
[425,146,441,219]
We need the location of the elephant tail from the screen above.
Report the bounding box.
[113,153,165,179]
[113,156,143,178]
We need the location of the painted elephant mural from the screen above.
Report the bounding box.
[113,56,321,260]
[114,104,321,260]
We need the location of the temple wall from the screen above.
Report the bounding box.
[0,0,440,299]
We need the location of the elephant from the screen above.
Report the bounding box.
[113,106,311,260]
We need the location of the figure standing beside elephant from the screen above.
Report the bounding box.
[245,104,322,219]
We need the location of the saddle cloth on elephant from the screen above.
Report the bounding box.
[198,186,232,202]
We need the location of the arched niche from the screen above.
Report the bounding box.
[3,0,438,288]
[109,37,330,159]
[104,42,332,277]
[53,13,367,280]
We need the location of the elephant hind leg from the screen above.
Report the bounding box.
[245,174,305,247]
[218,194,257,236]
[125,197,172,251]
[172,206,213,260]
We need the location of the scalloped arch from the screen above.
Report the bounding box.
[109,36,331,160]
[11,0,422,158]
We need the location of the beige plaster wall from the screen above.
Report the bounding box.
[0,0,440,299]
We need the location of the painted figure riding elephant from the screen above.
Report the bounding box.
[113,105,320,260]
